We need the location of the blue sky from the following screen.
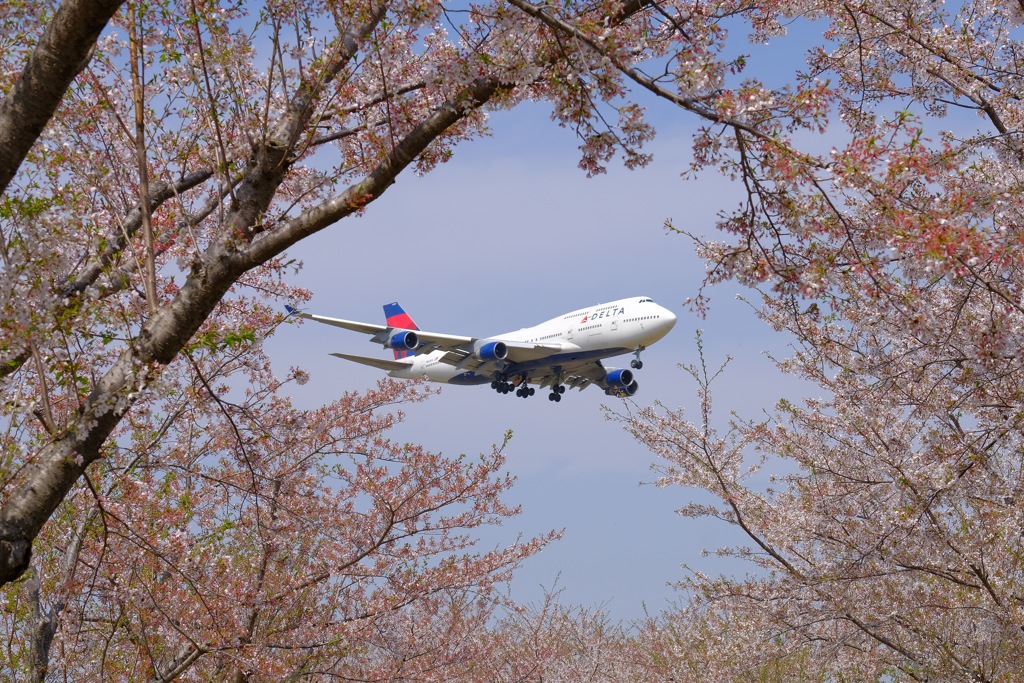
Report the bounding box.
[226,0,1012,627]
[262,92,814,622]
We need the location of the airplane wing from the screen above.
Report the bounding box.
[289,308,473,349]
[294,311,384,337]
[289,306,563,365]
[492,359,599,391]
[524,359,629,393]
[437,341,563,370]
[492,359,637,400]
[564,361,608,391]
[329,352,410,372]
[499,342,564,363]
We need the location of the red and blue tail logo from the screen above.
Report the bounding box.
[384,302,419,359]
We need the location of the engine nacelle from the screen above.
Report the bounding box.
[605,380,639,397]
[474,340,508,362]
[604,368,634,387]
[387,330,419,351]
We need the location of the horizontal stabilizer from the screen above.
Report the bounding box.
[330,352,410,372]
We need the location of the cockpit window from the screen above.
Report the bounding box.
[639,298,653,303]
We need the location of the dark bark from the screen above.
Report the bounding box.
[0,0,127,197]
[26,575,59,683]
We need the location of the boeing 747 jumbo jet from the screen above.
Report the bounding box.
[286,296,676,401]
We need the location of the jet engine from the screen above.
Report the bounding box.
[605,368,634,387]
[605,380,639,397]
[603,368,638,397]
[386,330,419,351]
[474,340,508,362]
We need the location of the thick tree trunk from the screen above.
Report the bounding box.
[0,0,126,197]
[25,575,58,683]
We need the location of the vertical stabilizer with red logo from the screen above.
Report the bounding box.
[383,302,419,359]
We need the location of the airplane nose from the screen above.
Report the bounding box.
[647,304,676,341]
[659,305,677,332]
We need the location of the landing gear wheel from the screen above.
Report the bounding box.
[630,359,643,369]
[548,391,562,402]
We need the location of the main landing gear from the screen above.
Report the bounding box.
[548,384,566,402]
[491,379,514,394]
[490,372,566,402]
[491,378,535,398]
[630,346,645,370]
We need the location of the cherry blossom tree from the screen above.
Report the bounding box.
[0,0,659,589]
[466,589,648,682]
[0,0,654,677]
[10,0,1024,679]
[2,365,553,680]
[0,0,126,197]
[566,1,1024,680]
[634,594,823,683]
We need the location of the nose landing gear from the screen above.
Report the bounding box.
[630,346,646,370]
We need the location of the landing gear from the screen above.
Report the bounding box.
[491,379,515,394]
[630,346,645,370]
[548,384,566,402]
[493,376,534,397]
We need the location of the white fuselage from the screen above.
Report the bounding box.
[388,296,676,383]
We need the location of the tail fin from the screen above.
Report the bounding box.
[383,302,419,359]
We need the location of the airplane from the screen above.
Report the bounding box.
[286,296,676,401]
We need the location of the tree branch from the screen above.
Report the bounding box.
[0,0,126,197]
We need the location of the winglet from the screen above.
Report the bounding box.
[285,305,310,320]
